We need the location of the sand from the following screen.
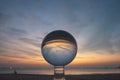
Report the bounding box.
[0,73,120,80]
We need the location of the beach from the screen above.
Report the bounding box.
[0,73,120,80]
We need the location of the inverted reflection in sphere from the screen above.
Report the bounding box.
[41,30,77,66]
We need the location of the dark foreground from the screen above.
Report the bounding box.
[0,73,120,80]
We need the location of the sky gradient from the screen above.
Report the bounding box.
[0,0,120,68]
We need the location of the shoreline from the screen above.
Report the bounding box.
[0,73,120,80]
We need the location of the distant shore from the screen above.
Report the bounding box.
[0,73,120,80]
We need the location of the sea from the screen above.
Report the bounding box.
[0,68,120,75]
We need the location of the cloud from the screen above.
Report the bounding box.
[79,26,120,54]
[0,26,28,50]
[76,56,95,59]
[11,48,41,57]
[0,12,43,62]
[7,27,27,35]
[0,26,27,37]
[19,37,40,48]
[66,0,120,54]
[0,40,42,62]
[0,27,33,60]
[0,46,29,59]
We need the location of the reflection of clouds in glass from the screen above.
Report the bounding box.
[42,40,77,66]
[45,40,75,50]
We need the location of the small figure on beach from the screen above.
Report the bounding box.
[14,69,17,75]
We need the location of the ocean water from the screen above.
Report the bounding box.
[0,68,120,75]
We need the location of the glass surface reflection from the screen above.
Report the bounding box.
[41,30,77,80]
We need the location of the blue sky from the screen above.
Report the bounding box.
[0,0,120,68]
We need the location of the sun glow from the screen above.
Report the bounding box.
[69,52,120,66]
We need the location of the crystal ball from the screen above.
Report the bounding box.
[41,30,77,66]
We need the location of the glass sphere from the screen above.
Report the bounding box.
[41,30,77,66]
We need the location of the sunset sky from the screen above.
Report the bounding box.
[0,0,120,69]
